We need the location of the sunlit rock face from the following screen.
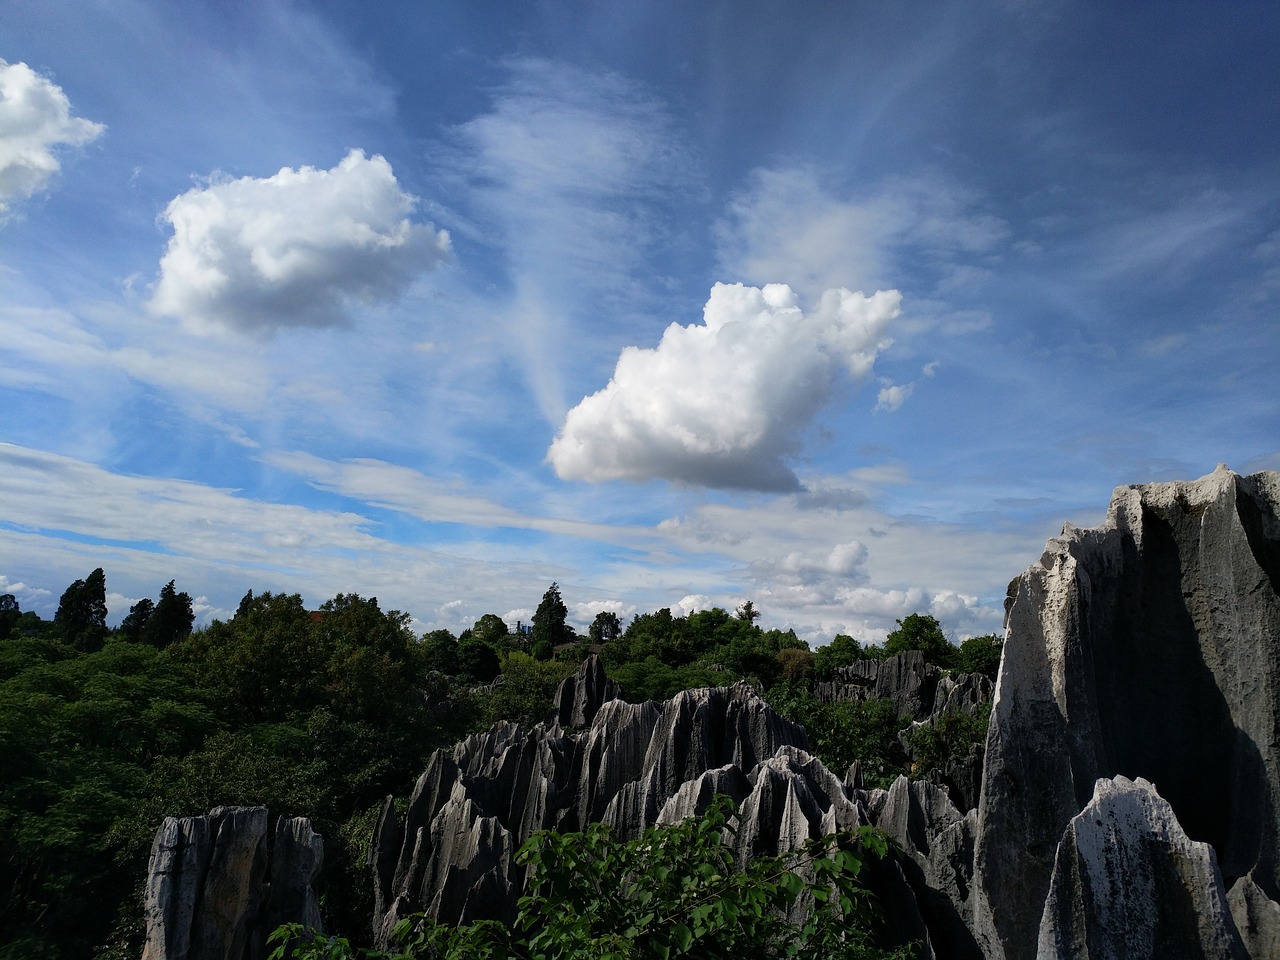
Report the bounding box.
[140,806,322,960]
[1037,775,1246,960]
[972,467,1280,960]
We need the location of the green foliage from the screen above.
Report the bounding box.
[1,585,483,958]
[482,653,575,727]
[456,636,501,684]
[956,634,1003,680]
[420,629,459,675]
[0,638,213,957]
[813,634,863,678]
[140,580,195,649]
[883,614,955,669]
[272,796,911,960]
[905,701,992,777]
[607,656,734,703]
[0,594,20,642]
[532,583,572,649]
[589,610,622,644]
[471,614,510,649]
[766,684,911,789]
[54,567,108,652]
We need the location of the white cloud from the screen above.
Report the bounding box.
[0,59,103,218]
[149,149,451,333]
[875,380,914,412]
[570,598,636,629]
[0,574,51,609]
[751,541,869,585]
[675,595,714,616]
[548,282,901,491]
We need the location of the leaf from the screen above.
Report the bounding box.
[671,923,693,953]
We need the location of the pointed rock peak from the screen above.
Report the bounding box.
[1038,775,1246,960]
[552,654,620,728]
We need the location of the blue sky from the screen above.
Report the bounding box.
[2,0,1277,644]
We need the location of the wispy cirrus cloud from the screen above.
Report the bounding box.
[716,167,1009,301]
[439,58,696,423]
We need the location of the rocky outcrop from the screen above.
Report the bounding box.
[1037,776,1247,959]
[973,466,1280,960]
[819,651,993,813]
[868,776,981,960]
[552,654,620,728]
[141,806,322,960]
[371,679,817,943]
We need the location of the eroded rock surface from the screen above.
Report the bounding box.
[973,466,1280,960]
[141,806,322,960]
[1037,776,1246,960]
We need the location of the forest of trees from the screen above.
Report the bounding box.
[0,570,1000,959]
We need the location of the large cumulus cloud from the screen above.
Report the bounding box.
[547,282,900,491]
[149,149,451,333]
[0,59,103,217]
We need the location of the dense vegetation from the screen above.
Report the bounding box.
[0,573,998,958]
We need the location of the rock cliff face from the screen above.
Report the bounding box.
[140,806,322,960]
[1037,775,1247,960]
[973,466,1280,960]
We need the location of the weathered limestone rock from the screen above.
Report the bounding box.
[1037,776,1247,960]
[264,817,324,942]
[816,651,942,719]
[873,776,981,960]
[973,466,1280,960]
[552,654,620,728]
[1229,872,1280,960]
[141,806,322,960]
[372,682,818,946]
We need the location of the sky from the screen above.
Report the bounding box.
[1,0,1277,645]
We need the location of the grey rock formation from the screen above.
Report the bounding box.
[817,651,941,719]
[818,651,992,813]
[371,683,827,944]
[873,776,981,960]
[1037,775,1247,960]
[141,806,322,960]
[973,466,1280,960]
[552,654,620,728]
[1230,872,1280,960]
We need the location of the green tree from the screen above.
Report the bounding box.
[532,582,571,649]
[119,597,154,642]
[484,652,575,726]
[0,593,22,641]
[766,684,911,789]
[735,599,761,623]
[54,567,108,652]
[588,610,622,644]
[421,629,459,675]
[883,614,956,669]
[456,636,501,684]
[814,634,862,678]
[140,581,194,649]
[957,634,1003,679]
[471,613,510,648]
